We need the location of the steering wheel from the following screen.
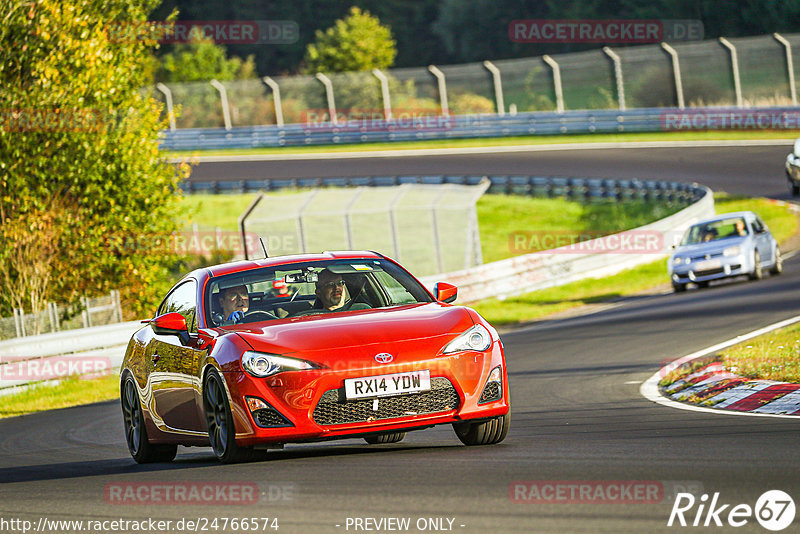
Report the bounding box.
[341,278,368,311]
[243,310,277,321]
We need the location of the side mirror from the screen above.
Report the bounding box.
[150,312,190,344]
[434,282,458,304]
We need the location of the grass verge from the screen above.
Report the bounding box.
[0,374,119,420]
[721,322,800,383]
[164,129,798,158]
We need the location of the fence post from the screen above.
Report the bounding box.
[542,55,565,113]
[482,60,505,116]
[13,308,25,337]
[209,79,233,130]
[155,83,177,131]
[262,76,285,127]
[719,37,743,107]
[602,47,626,111]
[428,65,449,116]
[81,296,92,328]
[112,290,123,323]
[343,189,365,249]
[314,73,338,126]
[296,190,320,253]
[773,33,797,106]
[388,188,405,261]
[372,69,393,120]
[238,193,264,260]
[661,42,685,109]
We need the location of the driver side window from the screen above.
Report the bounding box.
[158,281,198,333]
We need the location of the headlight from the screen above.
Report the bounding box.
[443,324,492,354]
[241,351,319,377]
[723,246,741,257]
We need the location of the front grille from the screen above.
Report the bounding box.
[694,267,724,276]
[479,382,501,404]
[253,407,293,428]
[312,377,460,426]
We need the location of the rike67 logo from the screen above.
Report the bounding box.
[668,490,795,531]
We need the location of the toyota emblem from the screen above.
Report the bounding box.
[374,353,394,364]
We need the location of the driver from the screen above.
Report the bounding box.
[314,269,346,310]
[218,284,249,324]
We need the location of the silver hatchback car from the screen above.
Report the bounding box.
[668,211,783,292]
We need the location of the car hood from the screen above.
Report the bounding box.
[673,236,748,256]
[230,303,475,356]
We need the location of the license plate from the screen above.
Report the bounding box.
[695,259,721,271]
[344,370,430,400]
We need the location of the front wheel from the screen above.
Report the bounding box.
[672,282,686,293]
[790,182,800,196]
[203,369,256,463]
[748,251,763,281]
[770,247,783,275]
[453,412,510,446]
[121,374,177,463]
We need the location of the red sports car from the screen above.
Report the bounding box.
[120,251,510,463]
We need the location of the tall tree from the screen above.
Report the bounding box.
[303,6,397,73]
[0,0,189,319]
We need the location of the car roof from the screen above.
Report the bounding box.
[202,250,386,278]
[692,211,755,225]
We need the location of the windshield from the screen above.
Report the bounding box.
[681,217,748,245]
[205,259,433,327]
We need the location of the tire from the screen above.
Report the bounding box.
[203,369,256,463]
[748,251,763,281]
[364,432,406,444]
[695,281,709,289]
[672,282,686,293]
[770,247,783,275]
[453,412,510,446]
[120,374,177,463]
[790,182,800,196]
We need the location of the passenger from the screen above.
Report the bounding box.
[702,228,718,242]
[314,269,346,311]
[218,284,249,324]
[734,220,748,236]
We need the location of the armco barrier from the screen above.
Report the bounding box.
[418,184,714,302]
[161,106,800,151]
[0,321,141,394]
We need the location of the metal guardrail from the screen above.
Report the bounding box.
[162,106,800,152]
[0,321,141,395]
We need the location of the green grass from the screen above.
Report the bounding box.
[473,193,798,327]
[0,374,119,419]
[721,322,800,383]
[165,129,798,158]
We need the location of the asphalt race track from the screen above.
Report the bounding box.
[2,142,799,533]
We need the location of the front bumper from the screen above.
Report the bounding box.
[223,342,510,446]
[670,254,747,284]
